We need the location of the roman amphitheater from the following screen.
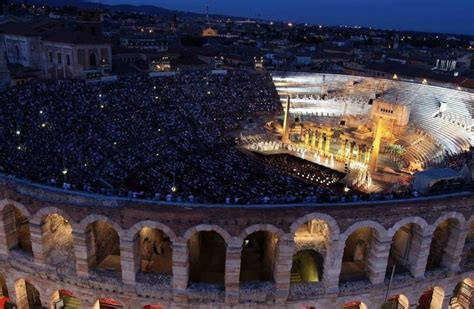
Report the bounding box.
[0,71,473,309]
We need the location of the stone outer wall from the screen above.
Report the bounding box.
[0,178,472,309]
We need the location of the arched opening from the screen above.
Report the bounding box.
[15,279,42,309]
[93,298,123,309]
[134,227,172,283]
[426,219,459,271]
[460,221,473,270]
[449,278,473,308]
[417,286,444,309]
[340,227,374,282]
[381,294,409,309]
[240,231,277,283]
[89,53,97,67]
[188,231,226,286]
[85,221,121,275]
[51,289,81,308]
[291,250,324,283]
[387,223,422,276]
[342,301,368,309]
[2,204,32,254]
[292,219,331,284]
[41,214,75,274]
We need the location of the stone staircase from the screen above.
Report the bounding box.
[290,272,302,283]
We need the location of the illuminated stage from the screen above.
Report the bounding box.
[240,72,474,193]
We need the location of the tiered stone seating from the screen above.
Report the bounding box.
[272,72,474,166]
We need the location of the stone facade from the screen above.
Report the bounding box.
[0,177,472,308]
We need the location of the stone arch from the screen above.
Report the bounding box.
[14,278,42,309]
[186,225,229,286]
[387,219,427,277]
[341,220,387,241]
[127,220,177,242]
[38,211,76,274]
[428,212,466,234]
[239,224,284,240]
[129,221,174,282]
[79,214,124,236]
[0,199,31,218]
[32,207,75,228]
[82,216,122,274]
[1,201,32,254]
[239,225,282,283]
[387,217,429,238]
[292,214,337,287]
[339,221,386,283]
[426,213,465,271]
[183,224,232,243]
[290,213,340,240]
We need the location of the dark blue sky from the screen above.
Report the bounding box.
[99,0,474,35]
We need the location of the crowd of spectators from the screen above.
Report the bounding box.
[437,150,473,171]
[0,69,471,204]
[0,69,338,204]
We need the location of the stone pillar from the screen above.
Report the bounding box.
[366,235,392,285]
[73,229,90,277]
[273,235,294,303]
[323,240,342,293]
[120,237,137,286]
[441,225,468,271]
[407,229,432,278]
[171,238,188,304]
[225,237,242,305]
[0,211,10,256]
[29,220,46,267]
[431,286,445,309]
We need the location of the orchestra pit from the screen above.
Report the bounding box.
[0,69,472,308]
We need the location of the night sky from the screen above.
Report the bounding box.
[99,0,474,35]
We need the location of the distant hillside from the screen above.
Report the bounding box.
[13,0,180,16]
